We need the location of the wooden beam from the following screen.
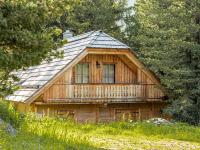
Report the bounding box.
[33,99,164,106]
[118,55,137,73]
[138,107,141,120]
[87,48,130,55]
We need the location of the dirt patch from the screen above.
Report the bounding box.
[91,137,200,150]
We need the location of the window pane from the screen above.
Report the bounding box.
[103,76,106,83]
[75,63,89,83]
[103,64,115,83]
[76,75,82,83]
[109,65,114,76]
[103,65,107,77]
[82,75,89,83]
[103,65,107,83]
[76,64,82,75]
[83,64,89,75]
[109,77,114,83]
[103,77,107,83]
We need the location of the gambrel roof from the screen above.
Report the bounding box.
[6,31,129,103]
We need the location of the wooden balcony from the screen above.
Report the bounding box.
[43,84,165,104]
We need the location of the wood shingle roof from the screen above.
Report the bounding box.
[6,31,129,102]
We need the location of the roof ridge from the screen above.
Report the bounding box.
[100,32,129,47]
[67,31,96,43]
[87,31,102,46]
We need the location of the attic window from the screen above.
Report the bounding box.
[103,64,115,83]
[75,63,89,83]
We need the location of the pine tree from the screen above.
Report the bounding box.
[122,8,140,51]
[0,0,133,97]
[57,0,131,40]
[0,0,65,97]
[135,0,200,124]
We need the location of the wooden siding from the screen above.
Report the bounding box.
[43,68,72,101]
[42,54,164,102]
[75,54,137,83]
[33,103,166,122]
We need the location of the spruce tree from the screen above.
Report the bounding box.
[135,0,200,124]
[0,0,133,97]
[0,0,65,97]
[58,0,132,40]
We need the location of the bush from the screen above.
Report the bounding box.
[0,100,23,128]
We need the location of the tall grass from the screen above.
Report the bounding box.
[0,100,200,149]
[20,114,200,143]
[0,100,23,128]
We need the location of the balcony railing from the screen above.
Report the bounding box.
[44,84,164,103]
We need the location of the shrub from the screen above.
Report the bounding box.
[0,100,23,128]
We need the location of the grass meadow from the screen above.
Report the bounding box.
[0,101,200,150]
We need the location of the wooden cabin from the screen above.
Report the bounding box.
[6,31,166,122]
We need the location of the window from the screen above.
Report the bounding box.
[75,63,89,83]
[57,109,74,119]
[115,109,139,121]
[103,64,115,83]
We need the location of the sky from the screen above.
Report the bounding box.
[128,0,136,6]
[117,0,135,29]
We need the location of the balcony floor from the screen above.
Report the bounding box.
[36,97,164,105]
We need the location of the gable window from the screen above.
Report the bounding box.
[103,64,115,83]
[75,63,89,83]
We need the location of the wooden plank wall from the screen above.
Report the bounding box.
[74,54,137,83]
[41,54,164,101]
[33,103,166,122]
[43,68,72,102]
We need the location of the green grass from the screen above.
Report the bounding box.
[0,101,200,150]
